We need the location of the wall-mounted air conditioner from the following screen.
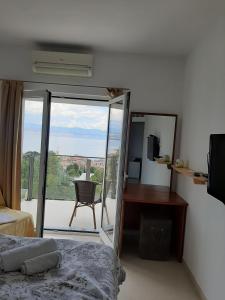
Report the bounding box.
[32,51,93,77]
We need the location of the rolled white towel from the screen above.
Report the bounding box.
[21,250,62,275]
[0,239,57,272]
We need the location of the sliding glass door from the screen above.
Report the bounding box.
[100,92,130,252]
[21,90,51,237]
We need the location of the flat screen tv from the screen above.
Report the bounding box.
[207,134,225,204]
[147,135,160,161]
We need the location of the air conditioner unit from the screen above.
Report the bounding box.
[32,51,93,77]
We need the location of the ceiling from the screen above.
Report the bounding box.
[0,0,224,55]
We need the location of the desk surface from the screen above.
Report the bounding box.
[123,183,188,206]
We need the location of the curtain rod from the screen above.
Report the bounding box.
[0,78,129,91]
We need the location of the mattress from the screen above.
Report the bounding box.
[0,208,35,237]
[0,235,125,300]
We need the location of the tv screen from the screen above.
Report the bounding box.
[147,135,160,161]
[207,134,225,204]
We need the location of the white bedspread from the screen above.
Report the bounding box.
[0,235,125,300]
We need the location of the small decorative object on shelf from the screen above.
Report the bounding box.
[175,159,189,168]
[171,165,208,185]
[155,155,171,165]
[175,158,184,168]
[193,177,208,185]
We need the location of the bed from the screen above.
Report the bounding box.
[0,207,35,237]
[0,189,35,237]
[0,234,125,300]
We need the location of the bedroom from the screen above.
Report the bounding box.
[0,1,225,300]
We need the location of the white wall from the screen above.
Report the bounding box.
[0,45,184,113]
[177,18,225,300]
[141,115,176,186]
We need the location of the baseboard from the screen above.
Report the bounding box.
[183,260,208,300]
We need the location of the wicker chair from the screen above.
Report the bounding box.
[69,180,100,229]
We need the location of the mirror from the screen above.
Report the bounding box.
[127,112,177,187]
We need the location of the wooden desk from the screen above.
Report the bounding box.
[120,183,188,262]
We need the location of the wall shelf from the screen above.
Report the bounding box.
[156,160,171,165]
[171,165,208,185]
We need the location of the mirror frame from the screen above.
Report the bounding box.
[125,111,178,190]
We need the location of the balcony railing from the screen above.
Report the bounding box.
[21,152,105,201]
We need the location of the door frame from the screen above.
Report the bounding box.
[22,88,130,240]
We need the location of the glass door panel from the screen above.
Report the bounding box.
[101,92,130,251]
[21,90,51,236]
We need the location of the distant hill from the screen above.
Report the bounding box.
[25,123,107,140]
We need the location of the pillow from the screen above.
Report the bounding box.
[0,190,6,207]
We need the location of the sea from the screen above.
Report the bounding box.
[23,130,107,158]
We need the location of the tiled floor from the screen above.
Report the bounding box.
[119,253,200,300]
[22,198,115,231]
[45,231,200,300]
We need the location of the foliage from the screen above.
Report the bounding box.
[91,168,104,197]
[107,152,119,198]
[91,168,104,184]
[66,163,81,177]
[21,157,29,189]
[21,152,104,201]
[21,151,40,189]
[90,166,97,173]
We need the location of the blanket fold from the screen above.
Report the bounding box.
[0,238,57,272]
[0,213,17,224]
[21,250,62,275]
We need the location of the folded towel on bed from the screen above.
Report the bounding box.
[0,238,57,272]
[21,250,62,275]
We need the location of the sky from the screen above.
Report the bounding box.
[24,100,109,131]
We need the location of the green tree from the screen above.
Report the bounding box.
[24,151,65,199]
[90,166,97,173]
[20,151,41,199]
[66,163,81,177]
[21,151,40,190]
[108,152,119,198]
[21,151,85,201]
[32,155,41,198]
[21,156,29,189]
[91,168,104,184]
[91,168,104,198]
[47,151,62,186]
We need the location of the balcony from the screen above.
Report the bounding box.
[21,153,106,232]
[21,198,103,231]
